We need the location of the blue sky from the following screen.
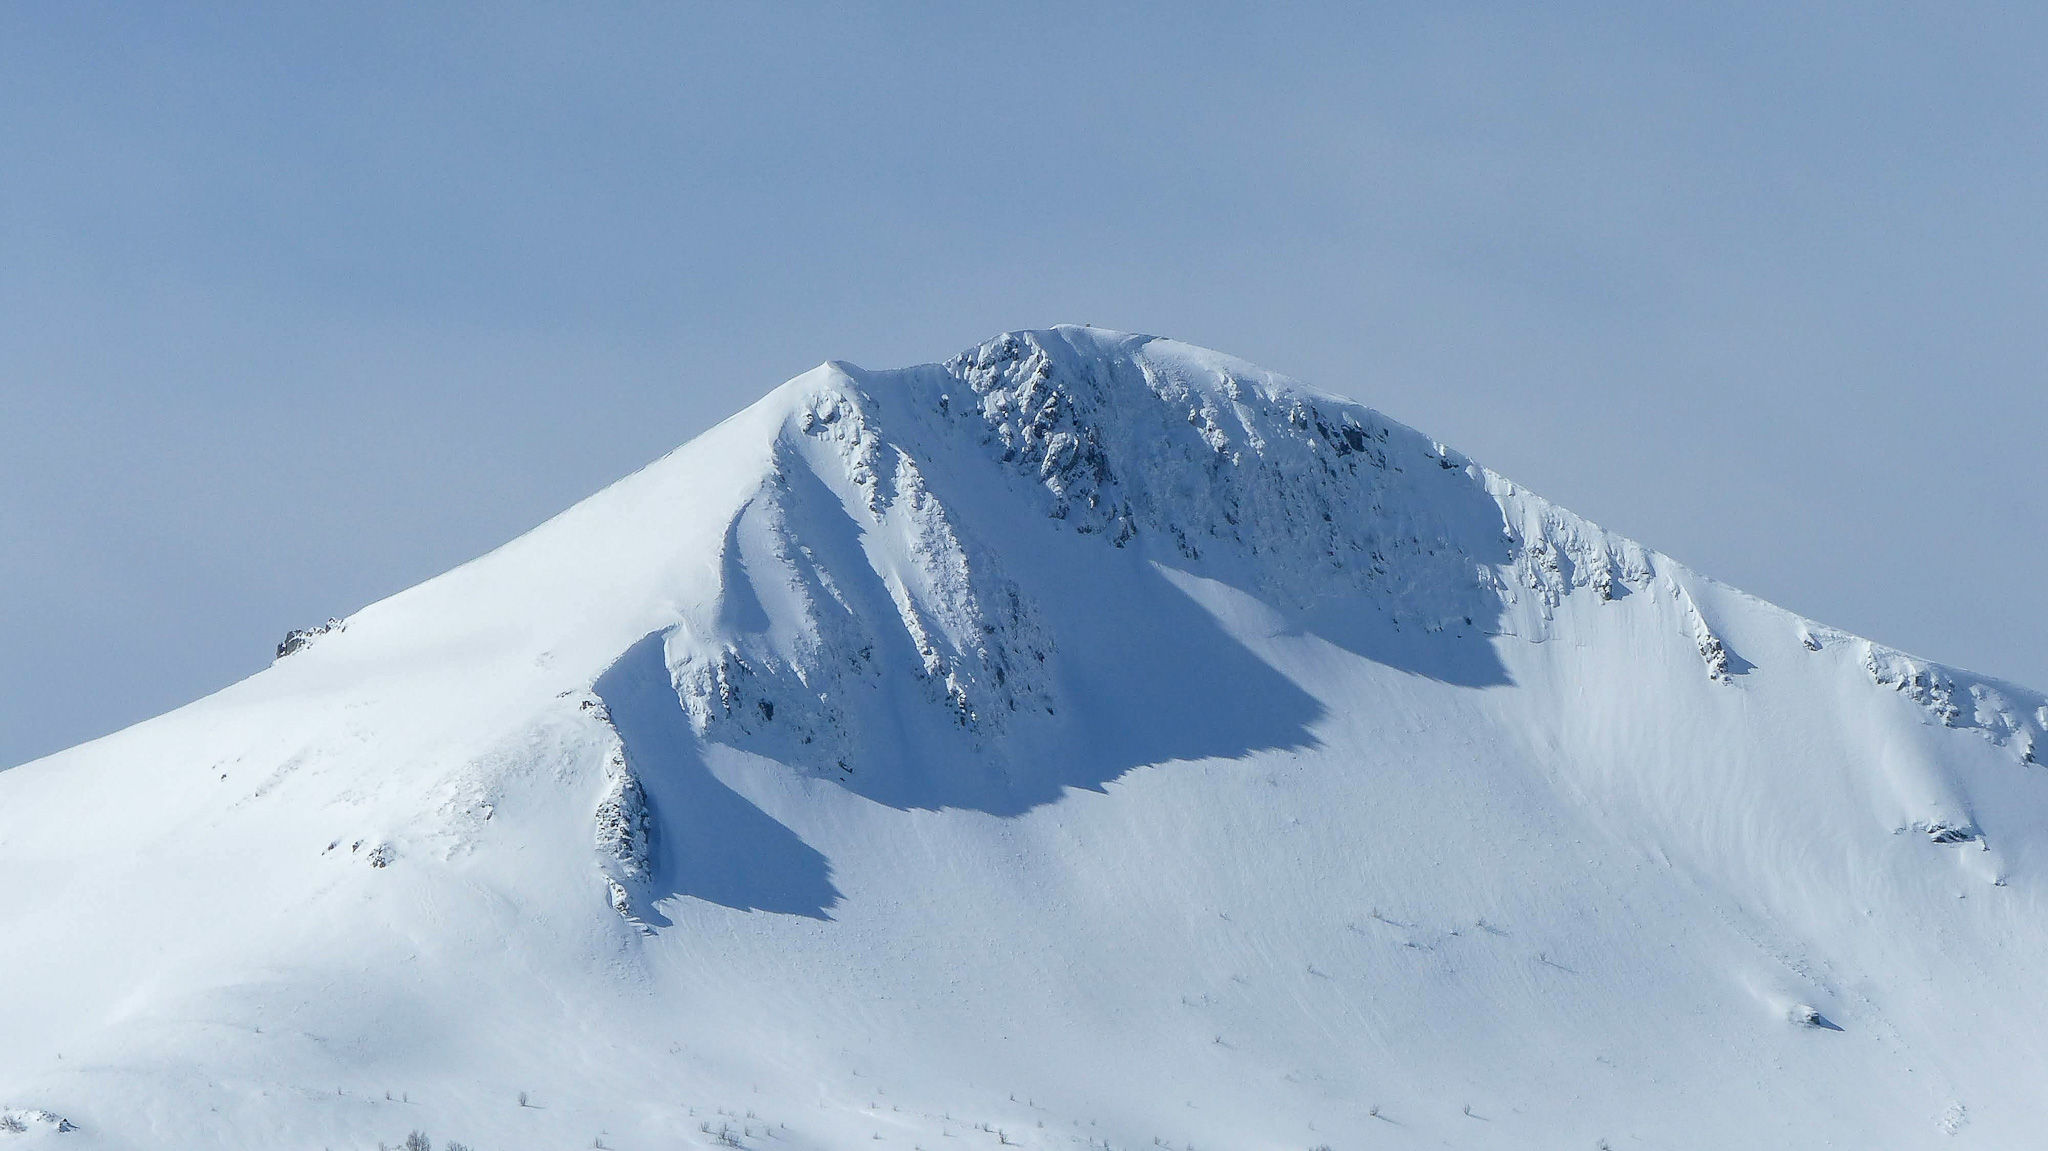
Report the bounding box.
[4,3,2045,767]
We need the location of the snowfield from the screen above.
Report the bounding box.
[3,327,2045,1149]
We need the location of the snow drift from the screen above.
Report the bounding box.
[3,327,2045,1150]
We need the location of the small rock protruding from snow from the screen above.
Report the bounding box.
[0,1108,78,1134]
[1920,820,1981,846]
[1696,630,1734,684]
[1790,1005,1842,1030]
[1670,582,1736,684]
[275,617,345,660]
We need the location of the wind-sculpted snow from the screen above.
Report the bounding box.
[5,326,2048,1151]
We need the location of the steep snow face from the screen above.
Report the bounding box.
[4,327,2048,1151]
[648,329,1616,798]
[621,328,1532,814]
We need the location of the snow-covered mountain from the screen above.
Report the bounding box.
[5,327,2046,1150]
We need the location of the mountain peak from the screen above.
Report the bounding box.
[6,330,2048,1149]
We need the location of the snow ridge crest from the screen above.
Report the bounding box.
[602,327,2048,807]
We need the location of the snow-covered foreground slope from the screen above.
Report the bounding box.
[5,327,2047,1150]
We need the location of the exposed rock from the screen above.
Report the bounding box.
[1864,642,2048,765]
[0,1108,77,1134]
[589,698,652,916]
[1921,820,1981,846]
[275,617,345,660]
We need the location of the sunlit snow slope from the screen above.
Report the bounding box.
[5,327,2047,1150]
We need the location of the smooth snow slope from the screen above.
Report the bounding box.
[4,327,2046,1150]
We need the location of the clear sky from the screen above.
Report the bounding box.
[4,3,2044,769]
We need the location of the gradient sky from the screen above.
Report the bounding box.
[4,3,2045,769]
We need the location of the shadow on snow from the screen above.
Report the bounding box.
[593,445,1513,919]
[596,633,841,920]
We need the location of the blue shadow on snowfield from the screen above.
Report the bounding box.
[596,632,841,919]
[592,420,1516,918]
